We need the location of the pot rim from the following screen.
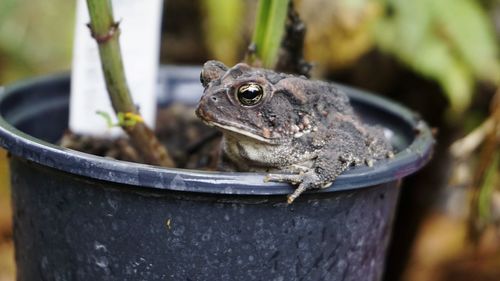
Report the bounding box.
[0,66,434,195]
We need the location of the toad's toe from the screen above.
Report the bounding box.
[264,173,304,184]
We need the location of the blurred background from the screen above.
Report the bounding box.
[0,0,499,280]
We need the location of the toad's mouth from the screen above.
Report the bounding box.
[195,105,283,145]
[202,119,282,145]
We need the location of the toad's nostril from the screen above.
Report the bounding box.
[211,96,217,102]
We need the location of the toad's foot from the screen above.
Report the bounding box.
[265,171,327,204]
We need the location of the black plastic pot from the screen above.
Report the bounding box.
[0,66,433,281]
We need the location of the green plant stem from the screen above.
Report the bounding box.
[249,0,289,68]
[86,0,174,167]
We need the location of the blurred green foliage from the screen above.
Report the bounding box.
[201,0,245,66]
[0,0,75,84]
[202,0,290,69]
[204,0,500,114]
[0,0,498,114]
[375,0,500,114]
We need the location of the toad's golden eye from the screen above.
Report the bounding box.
[236,83,263,106]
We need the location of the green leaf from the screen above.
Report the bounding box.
[374,0,500,113]
[251,0,290,68]
[96,110,115,128]
[433,0,500,83]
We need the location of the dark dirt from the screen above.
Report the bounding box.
[60,103,221,170]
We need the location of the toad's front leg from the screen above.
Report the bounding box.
[265,170,325,204]
[265,154,354,204]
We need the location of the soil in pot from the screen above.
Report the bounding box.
[60,103,222,170]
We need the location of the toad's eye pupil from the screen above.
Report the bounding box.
[237,83,263,106]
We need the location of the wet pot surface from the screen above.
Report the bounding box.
[0,66,434,281]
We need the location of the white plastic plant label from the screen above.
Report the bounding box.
[70,0,163,136]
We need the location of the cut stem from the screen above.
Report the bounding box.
[86,0,174,167]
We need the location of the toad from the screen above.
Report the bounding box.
[196,61,393,203]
